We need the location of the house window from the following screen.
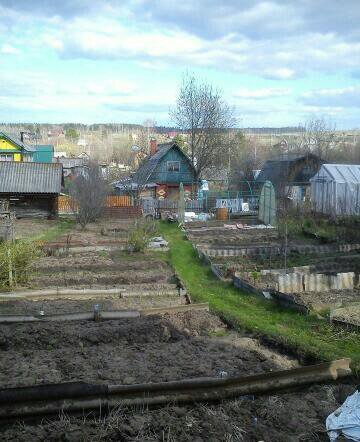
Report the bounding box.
[167,161,180,172]
[0,154,13,161]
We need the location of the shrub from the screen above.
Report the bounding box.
[126,220,157,253]
[0,240,43,288]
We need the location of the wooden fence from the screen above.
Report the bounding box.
[57,195,132,214]
[141,198,204,213]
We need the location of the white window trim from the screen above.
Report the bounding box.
[0,154,14,161]
[167,161,180,172]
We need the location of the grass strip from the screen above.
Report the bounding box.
[159,222,360,372]
[31,219,75,242]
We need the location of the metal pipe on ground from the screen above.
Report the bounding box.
[0,359,351,421]
[0,288,126,300]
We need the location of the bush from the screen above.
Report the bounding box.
[0,240,43,288]
[126,220,157,253]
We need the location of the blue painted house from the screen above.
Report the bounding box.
[127,141,197,200]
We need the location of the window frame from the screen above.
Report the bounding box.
[167,160,180,172]
[0,154,14,161]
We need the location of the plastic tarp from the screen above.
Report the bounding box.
[326,390,360,441]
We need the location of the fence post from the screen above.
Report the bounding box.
[8,247,13,288]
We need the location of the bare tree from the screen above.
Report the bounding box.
[301,117,338,160]
[69,161,108,229]
[171,73,236,181]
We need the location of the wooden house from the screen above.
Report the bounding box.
[118,141,197,200]
[0,131,35,162]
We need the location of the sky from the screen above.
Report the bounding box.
[0,1,360,128]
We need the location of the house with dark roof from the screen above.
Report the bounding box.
[0,162,63,218]
[0,131,36,162]
[256,153,323,202]
[115,140,197,200]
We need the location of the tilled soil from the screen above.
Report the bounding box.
[31,269,172,288]
[0,312,297,390]
[33,256,167,273]
[0,311,355,441]
[1,383,356,442]
[0,294,186,315]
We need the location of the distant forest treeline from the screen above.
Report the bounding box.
[0,122,306,135]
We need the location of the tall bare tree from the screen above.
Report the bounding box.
[301,117,337,160]
[69,161,108,229]
[171,73,236,181]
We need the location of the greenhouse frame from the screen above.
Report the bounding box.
[310,164,360,216]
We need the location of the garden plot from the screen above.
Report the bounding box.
[0,249,182,315]
[0,219,182,315]
[29,251,175,288]
[0,310,355,441]
[186,226,279,247]
[46,220,132,247]
[233,262,360,312]
[211,253,360,274]
[331,303,360,329]
[186,221,360,261]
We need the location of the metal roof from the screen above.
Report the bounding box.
[310,164,360,183]
[55,157,85,169]
[256,153,322,185]
[0,162,63,194]
[32,144,54,152]
[0,131,36,152]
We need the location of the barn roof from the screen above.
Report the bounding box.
[311,164,360,184]
[0,162,63,194]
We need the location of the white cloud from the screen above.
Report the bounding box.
[300,87,360,108]
[234,87,291,99]
[0,44,21,55]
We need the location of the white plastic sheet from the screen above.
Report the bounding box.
[326,390,360,441]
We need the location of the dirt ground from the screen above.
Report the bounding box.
[0,219,356,441]
[0,311,355,441]
[25,253,175,294]
[292,289,360,310]
[14,219,60,240]
[0,294,186,316]
[1,384,355,442]
[47,220,136,246]
[0,311,297,389]
[331,303,360,326]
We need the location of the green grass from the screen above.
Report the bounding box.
[31,219,75,242]
[159,222,360,372]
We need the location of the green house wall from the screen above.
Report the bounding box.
[150,148,196,185]
[33,145,54,163]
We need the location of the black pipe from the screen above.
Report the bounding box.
[0,382,107,404]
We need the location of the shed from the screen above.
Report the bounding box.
[310,164,360,216]
[256,153,323,202]
[0,162,63,218]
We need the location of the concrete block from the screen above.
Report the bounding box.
[278,273,303,293]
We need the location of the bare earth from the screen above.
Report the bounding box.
[0,311,355,441]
